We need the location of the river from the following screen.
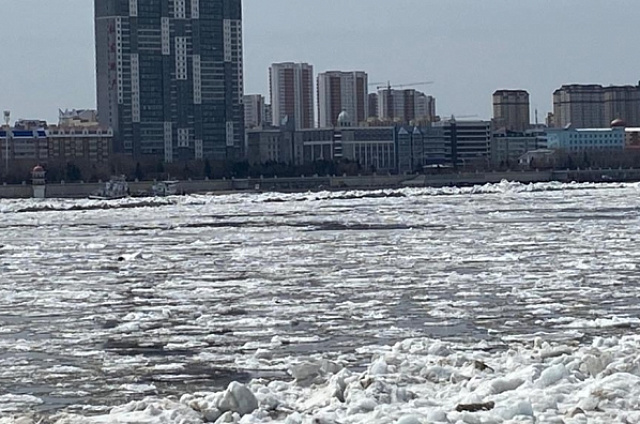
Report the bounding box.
[1,181,640,418]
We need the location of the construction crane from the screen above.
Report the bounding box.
[373,81,436,122]
[447,114,479,120]
[376,81,434,91]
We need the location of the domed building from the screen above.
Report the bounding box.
[337,111,353,127]
[611,118,627,128]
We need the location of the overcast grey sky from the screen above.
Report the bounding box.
[2,1,639,123]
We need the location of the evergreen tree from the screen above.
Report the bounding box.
[204,158,212,178]
[135,162,144,181]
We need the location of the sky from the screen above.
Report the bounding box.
[1,0,640,124]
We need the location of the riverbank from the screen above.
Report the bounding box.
[2,168,640,198]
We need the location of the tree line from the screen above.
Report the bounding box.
[5,149,640,184]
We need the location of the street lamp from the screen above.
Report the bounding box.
[3,110,9,178]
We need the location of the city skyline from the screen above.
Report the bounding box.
[2,0,640,124]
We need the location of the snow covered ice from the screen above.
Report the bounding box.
[3,181,640,423]
[29,336,640,423]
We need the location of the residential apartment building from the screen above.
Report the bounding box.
[378,89,436,124]
[317,71,368,128]
[553,85,605,128]
[368,93,379,119]
[47,126,113,164]
[244,94,267,128]
[0,128,48,163]
[95,0,244,163]
[493,90,530,132]
[269,62,314,129]
[0,125,113,165]
[414,93,437,124]
[264,104,273,127]
[553,84,640,128]
[604,85,640,126]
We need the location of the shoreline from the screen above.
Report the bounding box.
[2,168,640,199]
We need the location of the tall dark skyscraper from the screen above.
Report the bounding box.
[95,0,244,163]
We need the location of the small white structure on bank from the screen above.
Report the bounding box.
[31,165,46,198]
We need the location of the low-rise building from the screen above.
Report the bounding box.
[0,128,48,162]
[423,124,447,167]
[292,123,402,173]
[546,122,626,152]
[246,127,290,164]
[491,129,546,168]
[519,149,556,169]
[626,127,640,149]
[247,113,425,173]
[427,119,492,169]
[0,123,113,166]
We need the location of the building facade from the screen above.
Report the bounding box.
[430,120,492,169]
[59,109,99,127]
[553,85,605,128]
[368,93,379,119]
[264,104,273,127]
[0,129,48,163]
[246,128,289,164]
[491,129,546,168]
[0,126,112,165]
[378,89,436,124]
[269,62,314,129]
[414,93,437,124]
[47,126,113,164]
[603,85,640,127]
[626,127,640,149]
[243,94,267,128]
[95,0,244,163]
[247,124,426,173]
[493,90,530,132]
[553,84,640,129]
[247,121,494,172]
[317,71,368,128]
[546,126,626,152]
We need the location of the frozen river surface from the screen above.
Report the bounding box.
[2,182,640,422]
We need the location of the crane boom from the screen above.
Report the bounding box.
[376,81,434,91]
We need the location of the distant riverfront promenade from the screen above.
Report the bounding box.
[2,169,640,199]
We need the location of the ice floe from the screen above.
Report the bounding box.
[10,335,639,423]
[3,181,640,422]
